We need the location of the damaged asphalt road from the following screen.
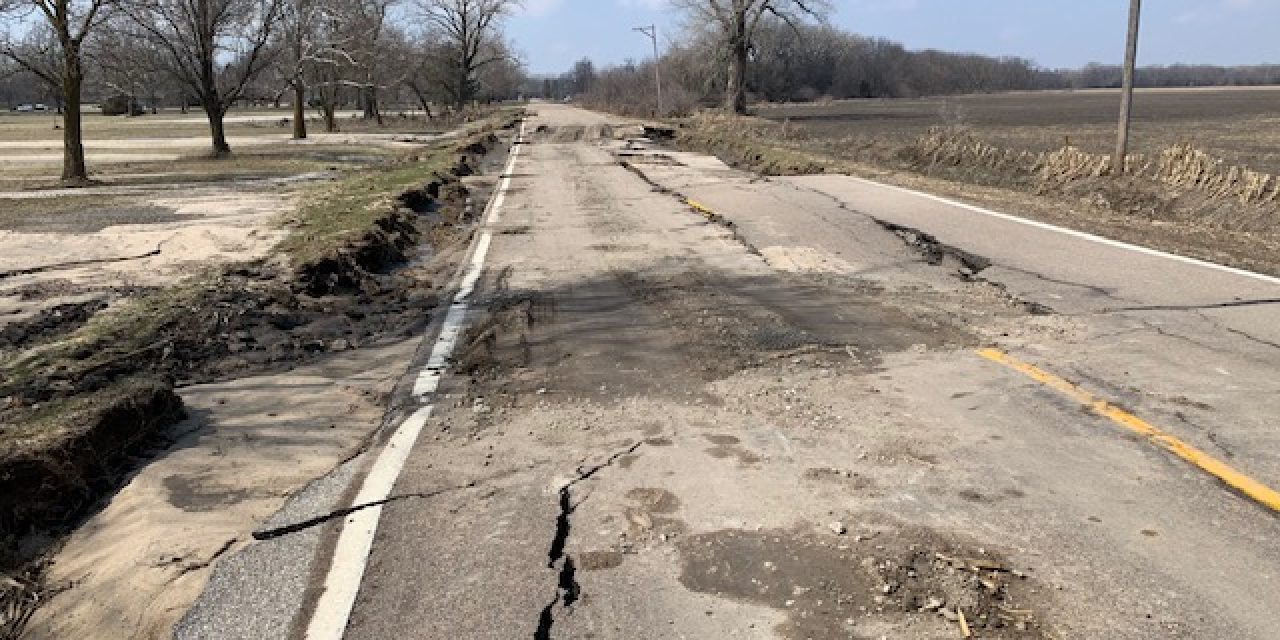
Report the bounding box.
[183,104,1280,640]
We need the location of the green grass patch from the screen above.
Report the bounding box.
[277,107,521,266]
[276,148,456,267]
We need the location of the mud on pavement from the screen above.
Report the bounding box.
[0,126,515,635]
[679,522,1042,639]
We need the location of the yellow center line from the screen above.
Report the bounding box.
[976,348,1280,514]
[684,197,716,219]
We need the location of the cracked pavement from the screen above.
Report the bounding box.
[186,104,1280,639]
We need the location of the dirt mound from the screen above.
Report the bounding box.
[0,378,184,569]
[294,209,421,296]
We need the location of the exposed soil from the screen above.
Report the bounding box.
[0,300,108,349]
[0,379,186,563]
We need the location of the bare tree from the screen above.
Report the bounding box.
[403,33,447,117]
[1,0,119,182]
[278,0,321,138]
[119,0,285,155]
[276,0,355,138]
[344,0,399,124]
[290,0,401,131]
[88,27,171,114]
[307,2,348,132]
[568,57,595,96]
[670,0,828,114]
[415,0,518,109]
[474,38,521,101]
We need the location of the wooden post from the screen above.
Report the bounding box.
[1113,0,1142,174]
[634,25,663,116]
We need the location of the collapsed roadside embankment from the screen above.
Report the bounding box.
[0,116,516,621]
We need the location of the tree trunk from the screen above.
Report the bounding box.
[726,27,749,115]
[454,67,468,111]
[408,83,433,119]
[322,97,337,132]
[60,49,89,183]
[205,101,231,156]
[362,85,376,120]
[319,69,339,132]
[365,87,383,126]
[292,83,307,140]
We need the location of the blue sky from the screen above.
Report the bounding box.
[506,0,1280,74]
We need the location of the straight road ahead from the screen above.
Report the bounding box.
[186,104,1280,639]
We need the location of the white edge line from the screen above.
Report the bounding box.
[841,175,1280,287]
[305,119,526,640]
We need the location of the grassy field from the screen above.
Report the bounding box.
[754,87,1280,174]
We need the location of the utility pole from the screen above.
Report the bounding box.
[1113,0,1142,174]
[633,25,664,116]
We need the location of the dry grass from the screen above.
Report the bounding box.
[903,127,1280,209]
[1,569,43,640]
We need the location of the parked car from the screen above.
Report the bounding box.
[13,104,34,112]
[33,103,48,111]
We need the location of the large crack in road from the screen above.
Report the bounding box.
[535,442,643,639]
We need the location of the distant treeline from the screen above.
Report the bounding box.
[1063,63,1280,90]
[547,20,1280,114]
